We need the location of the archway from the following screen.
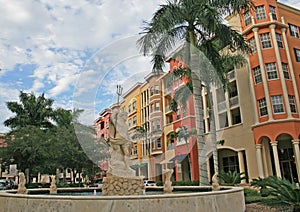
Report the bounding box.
[276,134,298,183]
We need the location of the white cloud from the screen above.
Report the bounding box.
[0,0,299,131]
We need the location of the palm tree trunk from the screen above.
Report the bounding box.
[207,87,218,175]
[191,52,209,186]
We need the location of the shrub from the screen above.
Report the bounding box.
[251,176,300,211]
[218,170,247,186]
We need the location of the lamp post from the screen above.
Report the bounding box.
[116,85,123,105]
[0,158,2,178]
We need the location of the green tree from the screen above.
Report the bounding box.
[138,0,251,185]
[4,91,55,130]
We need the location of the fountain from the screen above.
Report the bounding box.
[0,106,245,211]
[101,105,144,196]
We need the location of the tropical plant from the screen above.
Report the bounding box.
[218,170,247,185]
[251,176,300,211]
[4,91,55,130]
[137,0,252,185]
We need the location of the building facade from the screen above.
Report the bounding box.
[236,0,300,183]
[95,0,300,184]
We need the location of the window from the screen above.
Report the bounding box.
[258,98,268,116]
[222,155,239,172]
[128,104,131,113]
[132,101,136,110]
[150,87,154,96]
[156,120,161,130]
[151,121,155,130]
[128,118,132,127]
[244,11,251,26]
[270,6,277,20]
[276,33,283,48]
[216,87,226,103]
[271,95,284,113]
[228,81,238,98]
[248,37,257,54]
[133,145,137,155]
[155,85,159,94]
[289,24,299,38]
[260,33,272,49]
[219,112,228,128]
[289,95,297,113]
[266,62,278,80]
[282,63,290,79]
[256,5,266,20]
[155,102,160,111]
[253,66,262,84]
[133,116,137,125]
[156,138,162,148]
[231,108,241,125]
[294,48,300,62]
[176,107,180,120]
[151,104,154,113]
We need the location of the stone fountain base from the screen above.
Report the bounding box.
[102,175,145,196]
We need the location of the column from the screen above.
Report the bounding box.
[292,139,300,182]
[269,24,292,118]
[256,144,264,178]
[238,151,246,183]
[281,27,300,116]
[206,159,211,182]
[252,27,273,120]
[246,59,259,124]
[271,141,282,178]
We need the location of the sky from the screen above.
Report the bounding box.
[0,0,300,133]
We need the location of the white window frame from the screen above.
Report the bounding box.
[244,11,251,26]
[289,24,299,38]
[276,33,283,48]
[282,63,290,79]
[256,5,266,20]
[249,37,257,54]
[258,98,268,117]
[260,33,272,49]
[288,95,297,113]
[270,6,277,20]
[271,95,284,114]
[253,66,262,84]
[266,62,278,80]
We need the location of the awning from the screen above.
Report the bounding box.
[160,159,174,164]
[130,163,147,169]
[169,154,188,162]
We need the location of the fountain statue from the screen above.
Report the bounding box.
[212,172,220,191]
[163,169,173,194]
[49,175,57,194]
[102,105,144,196]
[17,172,27,194]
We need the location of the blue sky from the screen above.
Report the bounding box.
[0,0,299,132]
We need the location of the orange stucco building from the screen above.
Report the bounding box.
[235,0,300,182]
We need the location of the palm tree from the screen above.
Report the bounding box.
[137,0,252,185]
[4,91,55,130]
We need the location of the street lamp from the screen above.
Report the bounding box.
[0,158,2,178]
[116,85,123,105]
